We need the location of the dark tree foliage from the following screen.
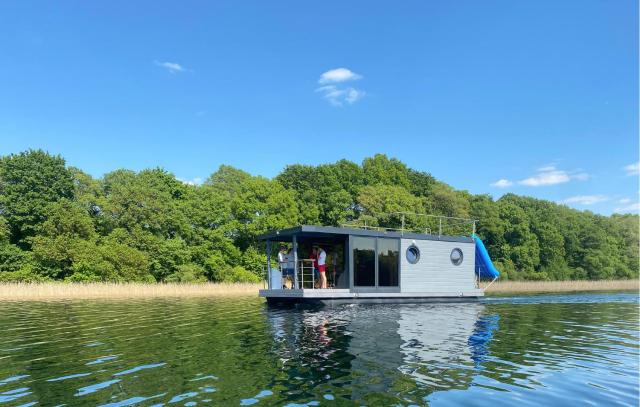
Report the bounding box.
[0,150,637,282]
[0,150,74,247]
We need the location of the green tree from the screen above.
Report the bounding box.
[362,154,412,189]
[276,162,360,226]
[0,150,74,247]
[496,200,540,277]
[0,150,637,283]
[209,166,299,249]
[30,199,98,280]
[357,185,426,229]
[101,168,189,238]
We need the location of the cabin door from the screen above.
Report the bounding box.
[352,236,376,287]
[351,236,400,290]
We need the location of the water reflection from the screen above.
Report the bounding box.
[469,314,500,367]
[0,294,637,406]
[266,303,502,404]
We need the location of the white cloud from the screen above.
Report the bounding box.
[561,195,609,205]
[518,166,588,187]
[519,171,570,186]
[572,172,589,181]
[315,85,365,106]
[345,88,365,104]
[154,60,187,74]
[316,68,365,106]
[623,162,639,176]
[618,198,632,204]
[178,177,202,186]
[318,68,362,84]
[490,179,513,188]
[614,202,640,214]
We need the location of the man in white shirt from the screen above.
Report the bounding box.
[278,245,294,288]
[317,246,327,289]
[286,249,295,273]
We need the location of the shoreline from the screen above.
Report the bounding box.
[482,279,639,294]
[0,280,636,301]
[0,282,263,301]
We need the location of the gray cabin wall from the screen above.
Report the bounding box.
[400,239,476,292]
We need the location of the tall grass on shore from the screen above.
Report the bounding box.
[0,280,637,301]
[484,279,639,294]
[0,282,264,301]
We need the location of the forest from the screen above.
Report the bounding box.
[0,150,637,283]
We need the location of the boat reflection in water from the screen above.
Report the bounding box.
[265,303,499,404]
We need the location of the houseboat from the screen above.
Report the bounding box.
[258,216,500,305]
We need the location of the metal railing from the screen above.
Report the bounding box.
[264,259,317,290]
[342,212,478,237]
[474,264,499,290]
[267,260,340,290]
[298,259,315,289]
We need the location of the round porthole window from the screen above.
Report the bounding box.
[450,248,463,266]
[406,245,420,264]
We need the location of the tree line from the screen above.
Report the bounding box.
[0,150,637,283]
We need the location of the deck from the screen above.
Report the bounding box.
[259,288,484,304]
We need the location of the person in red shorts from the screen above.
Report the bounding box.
[316,246,327,289]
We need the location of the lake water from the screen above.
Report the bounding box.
[0,293,638,406]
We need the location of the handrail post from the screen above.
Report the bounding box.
[292,235,298,289]
[438,217,442,237]
[266,240,271,289]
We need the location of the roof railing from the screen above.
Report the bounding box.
[341,211,478,237]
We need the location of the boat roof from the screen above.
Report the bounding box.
[257,225,473,243]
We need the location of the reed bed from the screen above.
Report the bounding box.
[0,282,263,301]
[484,279,639,294]
[0,280,636,301]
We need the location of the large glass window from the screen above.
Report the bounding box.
[353,237,376,286]
[378,238,399,286]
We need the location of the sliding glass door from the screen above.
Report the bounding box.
[378,238,399,287]
[353,236,376,286]
[352,236,399,289]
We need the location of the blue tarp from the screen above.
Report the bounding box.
[473,235,500,279]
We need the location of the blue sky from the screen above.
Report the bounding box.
[1,0,638,215]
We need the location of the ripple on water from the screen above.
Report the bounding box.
[98,392,166,407]
[0,375,30,385]
[75,379,121,396]
[0,294,636,406]
[85,355,118,366]
[240,389,273,405]
[113,363,166,376]
[168,391,198,403]
[46,373,92,382]
[189,374,218,382]
[0,387,32,403]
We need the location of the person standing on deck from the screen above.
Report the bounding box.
[278,245,293,288]
[285,248,295,288]
[317,246,327,289]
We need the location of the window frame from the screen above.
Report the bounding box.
[406,244,421,265]
[450,248,464,266]
[349,236,401,292]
